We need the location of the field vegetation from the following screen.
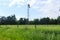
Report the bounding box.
[0,25,60,40]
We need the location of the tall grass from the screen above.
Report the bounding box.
[0,25,60,40]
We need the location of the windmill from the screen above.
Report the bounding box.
[27,3,36,29]
[27,4,30,24]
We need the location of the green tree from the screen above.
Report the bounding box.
[6,15,17,25]
[0,16,6,24]
[57,16,60,24]
[18,18,24,25]
[33,19,39,25]
[49,19,57,24]
[11,15,17,24]
[40,17,50,24]
[23,18,28,24]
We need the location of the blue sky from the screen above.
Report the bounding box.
[0,0,60,20]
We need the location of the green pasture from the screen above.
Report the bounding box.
[0,25,60,40]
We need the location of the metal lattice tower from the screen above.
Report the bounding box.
[27,4,30,24]
[59,9,60,11]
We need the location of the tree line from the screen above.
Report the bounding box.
[0,15,60,25]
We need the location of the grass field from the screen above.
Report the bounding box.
[0,25,60,40]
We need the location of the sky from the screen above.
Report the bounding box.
[0,0,60,20]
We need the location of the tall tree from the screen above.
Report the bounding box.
[11,15,17,24]
[6,15,17,25]
[33,19,39,25]
[0,16,6,24]
[49,19,57,24]
[40,17,50,24]
[18,18,24,25]
[23,18,28,24]
[57,16,60,24]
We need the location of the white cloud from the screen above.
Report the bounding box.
[31,0,60,18]
[42,0,60,18]
[8,0,60,18]
[9,0,39,7]
[27,0,37,7]
[9,0,25,7]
